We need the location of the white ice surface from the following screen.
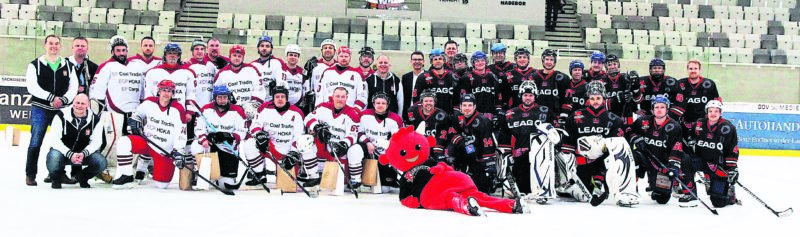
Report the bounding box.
[0,133,796,237]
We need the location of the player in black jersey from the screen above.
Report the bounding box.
[560,60,589,124]
[500,48,536,110]
[451,94,498,193]
[600,54,639,125]
[680,100,739,207]
[531,49,569,113]
[627,95,684,204]
[459,51,502,128]
[634,58,680,117]
[671,59,721,124]
[412,48,461,114]
[490,43,514,86]
[452,53,470,78]
[583,51,606,82]
[404,89,462,163]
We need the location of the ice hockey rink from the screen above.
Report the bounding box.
[1,132,795,237]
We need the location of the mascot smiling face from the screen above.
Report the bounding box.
[378,126,436,173]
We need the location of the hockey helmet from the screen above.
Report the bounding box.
[157,79,176,92]
[569,60,585,72]
[586,80,607,98]
[190,38,206,51]
[108,35,128,52]
[320,39,336,49]
[419,89,437,102]
[461,93,477,104]
[605,54,619,65]
[337,46,351,55]
[590,51,606,63]
[286,44,301,56]
[213,85,232,98]
[649,58,666,70]
[163,43,182,62]
[429,48,445,60]
[651,95,670,108]
[541,49,558,63]
[372,92,390,105]
[491,43,507,53]
[519,80,538,98]
[453,53,469,64]
[705,100,723,113]
[359,46,375,58]
[257,35,273,47]
[471,51,488,67]
[514,48,531,58]
[229,45,246,57]
[271,83,289,98]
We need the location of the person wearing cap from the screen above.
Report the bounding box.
[89,35,142,183]
[112,79,189,189]
[357,46,376,79]
[251,35,285,102]
[412,48,461,114]
[403,89,462,164]
[450,94,498,194]
[458,51,502,128]
[627,95,684,205]
[679,99,739,208]
[138,43,198,182]
[401,51,426,116]
[188,39,217,108]
[301,39,338,114]
[349,92,404,191]
[213,45,266,107]
[316,46,368,111]
[278,44,306,106]
[24,34,79,186]
[365,54,403,114]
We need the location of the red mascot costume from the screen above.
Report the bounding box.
[379,126,528,216]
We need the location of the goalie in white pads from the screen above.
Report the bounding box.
[190,85,247,189]
[305,86,363,188]
[112,80,188,189]
[561,80,639,207]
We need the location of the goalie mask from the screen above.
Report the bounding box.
[519,80,538,98]
[586,80,607,98]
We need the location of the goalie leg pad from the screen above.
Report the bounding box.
[529,134,556,201]
[556,152,591,202]
[603,137,639,206]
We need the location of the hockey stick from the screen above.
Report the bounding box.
[191,103,271,194]
[735,181,793,218]
[642,148,718,215]
[137,135,235,196]
[328,143,359,198]
[242,130,316,198]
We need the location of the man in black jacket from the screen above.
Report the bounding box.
[401,51,426,115]
[66,37,98,95]
[44,94,107,189]
[24,35,79,186]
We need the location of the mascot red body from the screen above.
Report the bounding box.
[379,126,525,216]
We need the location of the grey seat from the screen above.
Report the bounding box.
[628,16,645,30]
[382,34,400,50]
[768,21,784,35]
[9,0,30,4]
[581,14,597,28]
[601,28,618,44]
[54,6,72,22]
[771,49,787,64]
[332,18,349,33]
[643,16,659,30]
[655,45,672,60]
[314,32,333,46]
[81,23,100,38]
[652,4,669,17]
[605,44,623,57]
[140,11,159,25]
[612,15,629,29]
[529,25,547,40]
[213,28,230,44]
[736,0,751,7]
[791,9,800,22]
[586,42,606,52]
[712,33,729,47]
[761,34,778,49]
[114,0,133,9]
[63,22,82,37]
[38,5,55,21]
[698,5,714,19]
[98,23,117,39]
[164,0,182,11]
[267,16,285,31]
[697,32,712,47]
[449,23,466,37]
[497,24,514,39]
[753,49,770,63]
[677,0,691,4]
[97,0,114,8]
[124,9,141,25]
[350,18,367,34]
[431,22,448,37]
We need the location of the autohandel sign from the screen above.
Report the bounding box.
[725,102,800,150]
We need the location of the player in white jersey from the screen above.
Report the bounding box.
[317,46,368,111]
[89,36,141,181]
[112,80,188,189]
[190,85,247,189]
[277,44,305,106]
[242,85,312,187]
[305,87,362,187]
[213,45,266,106]
[251,35,285,102]
[187,39,216,109]
[128,37,163,102]
[301,39,337,113]
[348,92,403,188]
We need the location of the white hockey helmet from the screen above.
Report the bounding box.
[108,35,128,52]
[286,44,301,56]
[320,39,336,49]
[296,134,317,154]
[705,100,723,113]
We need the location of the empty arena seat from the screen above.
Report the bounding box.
[665,31,681,45]
[713,5,729,19]
[681,31,697,46]
[768,21,784,35]
[712,33,730,47]
[98,23,116,38]
[123,9,140,24]
[284,15,300,32]
[164,0,181,11]
[687,46,705,60]
[601,28,617,44]
[652,3,669,17]
[301,16,317,32]
[690,18,706,33]
[721,19,737,34]
[762,34,778,49]
[622,2,637,16]
[18,4,35,20]
[753,20,768,35]
[38,5,55,21]
[644,16,659,30]
[96,0,113,8]
[639,44,655,59]
[674,17,690,32]
[131,0,147,10]
[367,18,382,35]
[233,14,250,29]
[737,47,754,63]
[772,49,788,64]
[297,31,314,47]
[753,48,771,63]
[148,0,164,11]
[449,23,466,38]
[612,15,629,29]
[481,23,495,39]
[529,25,546,40]
[496,24,514,39]
[81,22,99,38]
[382,34,400,50]
[350,18,367,34]
[400,36,415,51]
[608,1,622,16]
[721,47,737,63]
[618,29,633,44]
[107,8,123,24]
[697,32,712,47]
[621,44,639,59]
[366,34,382,50]
[384,20,399,36]
[671,46,688,61]
[513,24,527,40]
[655,45,672,60]
[417,21,431,37]
[313,31,332,45]
[650,30,665,45]
[159,10,174,27]
[281,30,298,45]
[266,15,284,30]
[317,17,332,33]
[737,20,752,33]
[628,16,645,30]
[349,33,365,50]
[333,32,348,46]
[116,23,134,39]
[250,14,265,30]
[594,14,608,29]
[667,4,683,18]
[633,29,649,44]
[729,6,744,20]
[416,36,432,50]
[400,20,415,36]
[586,28,601,43]
[659,17,674,31]
[430,22,447,37]
[466,22,480,38]
[698,5,714,19]
[45,20,63,35]
[72,7,90,23]
[705,19,721,33]
[140,10,158,25]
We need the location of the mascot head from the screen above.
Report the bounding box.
[378,126,436,172]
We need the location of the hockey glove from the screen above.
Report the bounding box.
[623,91,634,103]
[330,141,349,157]
[282,151,301,169]
[727,167,738,183]
[667,161,681,179]
[627,70,639,80]
[313,122,332,144]
[254,131,270,153]
[485,160,497,176]
[127,115,143,136]
[209,132,235,145]
[494,108,505,127]
[558,113,568,125]
[630,135,646,150]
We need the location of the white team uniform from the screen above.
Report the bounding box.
[115,97,187,188]
[305,60,335,95]
[357,109,403,146]
[251,56,285,102]
[190,102,248,186]
[143,64,199,113]
[188,58,217,107]
[276,64,305,106]
[316,66,368,110]
[243,103,310,177]
[127,54,162,101]
[305,102,361,179]
[213,64,266,105]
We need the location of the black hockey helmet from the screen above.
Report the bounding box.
[420,89,437,102]
[372,92,390,105]
[541,49,558,63]
[461,93,477,104]
[514,48,531,58]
